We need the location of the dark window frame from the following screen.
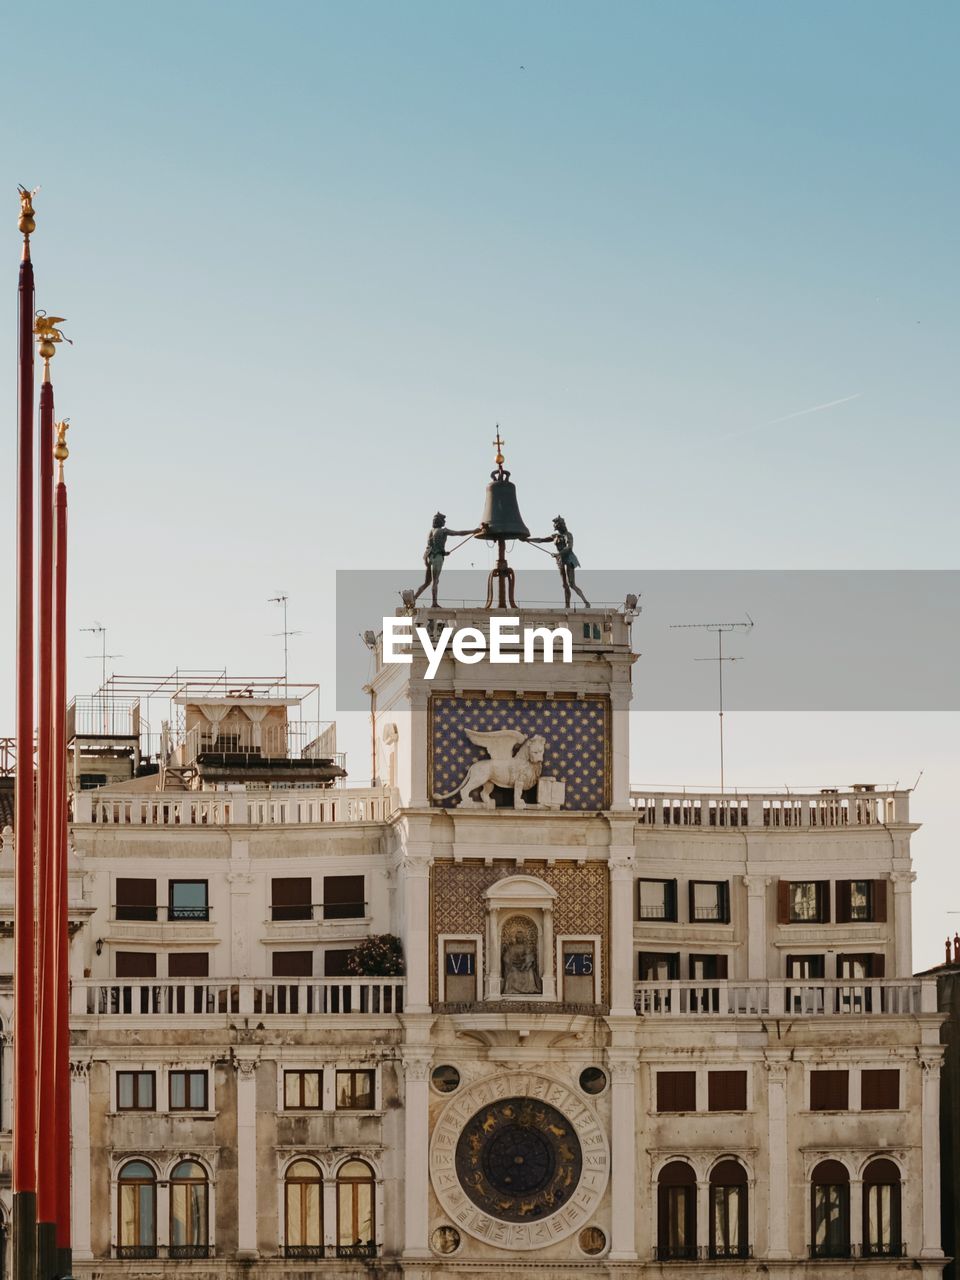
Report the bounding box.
[335,1069,376,1111]
[284,1069,323,1111]
[117,1160,158,1258]
[638,952,680,981]
[168,879,209,922]
[709,1160,749,1259]
[861,1068,900,1111]
[117,1070,156,1112]
[811,1161,851,1258]
[637,878,678,922]
[862,1159,902,1256]
[780,879,830,924]
[271,877,313,923]
[115,878,158,922]
[657,1161,697,1260]
[689,880,731,924]
[169,1069,209,1112]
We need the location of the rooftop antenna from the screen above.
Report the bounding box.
[268,594,302,691]
[81,622,123,731]
[670,615,754,794]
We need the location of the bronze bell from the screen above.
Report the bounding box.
[477,468,530,541]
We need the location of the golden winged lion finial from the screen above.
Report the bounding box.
[34,310,72,362]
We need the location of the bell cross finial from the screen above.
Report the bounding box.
[493,426,505,469]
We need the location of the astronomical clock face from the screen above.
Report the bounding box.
[430,1072,609,1250]
[455,1097,582,1222]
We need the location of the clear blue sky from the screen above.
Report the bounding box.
[2,2,958,965]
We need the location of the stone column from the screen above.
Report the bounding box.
[235,1055,259,1259]
[743,876,770,980]
[70,1059,93,1260]
[399,853,432,1013]
[891,872,916,978]
[608,837,636,1017]
[920,1052,945,1258]
[401,1051,432,1258]
[607,1054,638,1259]
[765,1056,790,1259]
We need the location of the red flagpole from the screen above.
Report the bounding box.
[53,427,72,1278]
[35,347,58,1279]
[13,187,37,1280]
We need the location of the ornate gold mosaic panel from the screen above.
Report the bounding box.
[431,859,609,1002]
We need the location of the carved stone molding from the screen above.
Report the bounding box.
[607,1056,637,1084]
[403,1054,433,1082]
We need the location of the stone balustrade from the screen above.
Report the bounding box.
[633,977,936,1017]
[72,784,395,826]
[71,976,405,1018]
[629,787,909,828]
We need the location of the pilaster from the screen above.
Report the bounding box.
[235,1054,259,1259]
[606,1052,638,1259]
[764,1054,790,1259]
[70,1058,92,1260]
[920,1051,945,1258]
[401,1050,432,1258]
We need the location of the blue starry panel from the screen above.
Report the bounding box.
[430,695,609,811]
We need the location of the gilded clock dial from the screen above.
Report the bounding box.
[455,1097,582,1223]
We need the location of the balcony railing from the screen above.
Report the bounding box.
[655,1245,753,1261]
[73,977,404,1018]
[270,902,367,922]
[74,784,395,827]
[283,1244,378,1259]
[808,1242,906,1259]
[115,1244,213,1259]
[631,787,908,829]
[634,979,936,1018]
[113,904,210,923]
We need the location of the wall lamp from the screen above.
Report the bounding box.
[95,938,103,956]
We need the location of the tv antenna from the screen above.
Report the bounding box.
[268,594,302,690]
[81,622,123,731]
[670,615,754,794]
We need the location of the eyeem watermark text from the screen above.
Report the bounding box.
[382,616,573,680]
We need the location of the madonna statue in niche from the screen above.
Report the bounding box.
[500,915,542,995]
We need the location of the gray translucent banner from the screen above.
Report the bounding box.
[335,569,960,712]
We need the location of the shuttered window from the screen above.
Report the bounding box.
[323,875,365,920]
[271,950,313,978]
[168,953,209,978]
[778,880,830,924]
[115,951,157,978]
[657,1071,696,1112]
[861,1069,899,1111]
[836,880,888,923]
[708,1070,747,1112]
[116,878,157,922]
[323,948,354,977]
[689,954,728,980]
[689,881,730,923]
[639,952,680,981]
[810,1070,849,1111]
[638,879,678,921]
[271,877,312,922]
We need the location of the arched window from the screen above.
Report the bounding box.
[710,1160,748,1259]
[118,1160,157,1259]
[811,1160,850,1258]
[657,1161,697,1261]
[863,1159,902,1256]
[169,1159,209,1259]
[285,1160,323,1258]
[336,1160,376,1258]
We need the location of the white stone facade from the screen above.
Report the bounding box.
[0,605,945,1277]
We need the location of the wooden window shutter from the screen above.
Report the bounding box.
[687,881,696,923]
[716,954,728,979]
[873,880,888,922]
[708,1070,746,1111]
[115,951,157,978]
[719,881,730,924]
[168,952,209,978]
[861,1069,899,1110]
[777,880,791,924]
[871,953,886,977]
[271,950,313,977]
[835,880,852,924]
[810,1069,849,1110]
[666,880,678,922]
[819,881,831,923]
[271,877,311,907]
[657,1071,696,1112]
[323,948,354,977]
